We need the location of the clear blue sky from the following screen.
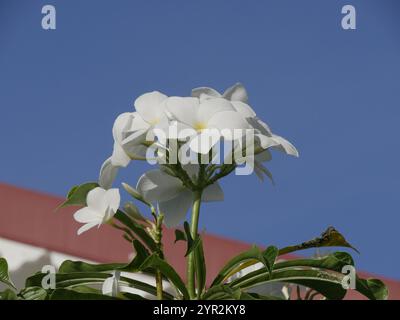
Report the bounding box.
[1,0,399,279]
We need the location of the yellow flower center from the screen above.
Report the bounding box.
[194,122,207,131]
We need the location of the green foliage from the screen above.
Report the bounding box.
[0,257,15,289]
[57,182,99,209]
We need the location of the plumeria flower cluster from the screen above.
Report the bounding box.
[74,83,298,233]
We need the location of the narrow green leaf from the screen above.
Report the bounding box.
[230,268,347,300]
[59,260,125,273]
[274,251,354,272]
[49,288,120,300]
[211,245,274,287]
[139,254,189,299]
[124,240,151,272]
[174,229,187,243]
[19,287,47,300]
[263,246,279,274]
[57,182,99,209]
[114,210,157,252]
[26,271,173,299]
[182,221,201,257]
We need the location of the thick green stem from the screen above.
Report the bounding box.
[187,190,202,299]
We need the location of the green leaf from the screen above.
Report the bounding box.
[124,240,151,272]
[183,221,201,257]
[211,245,277,287]
[0,289,18,300]
[0,258,15,289]
[263,246,279,273]
[227,253,387,300]
[174,229,186,243]
[356,277,388,300]
[230,268,347,300]
[59,260,126,273]
[19,287,47,300]
[239,292,285,300]
[114,210,157,252]
[274,251,354,273]
[139,254,189,299]
[279,226,359,256]
[49,288,120,300]
[26,271,173,299]
[57,182,99,209]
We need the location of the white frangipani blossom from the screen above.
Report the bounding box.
[73,187,120,235]
[166,96,250,154]
[99,91,170,189]
[193,83,298,159]
[136,168,224,227]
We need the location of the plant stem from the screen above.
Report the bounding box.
[187,190,202,299]
[154,212,164,299]
[156,269,163,300]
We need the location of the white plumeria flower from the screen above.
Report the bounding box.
[136,168,224,227]
[99,91,169,189]
[166,96,250,154]
[99,112,149,189]
[192,83,298,158]
[73,187,120,235]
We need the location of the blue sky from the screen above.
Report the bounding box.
[1,0,399,279]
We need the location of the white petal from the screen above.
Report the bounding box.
[208,111,250,139]
[231,101,256,118]
[159,190,193,227]
[103,188,121,213]
[189,131,221,154]
[86,187,108,211]
[136,169,183,203]
[197,98,234,124]
[111,142,131,167]
[191,86,221,100]
[121,129,147,150]
[99,157,120,189]
[271,135,299,157]
[255,133,280,150]
[112,113,134,143]
[202,182,224,202]
[166,96,199,128]
[134,91,168,124]
[129,112,151,131]
[248,117,272,136]
[223,83,248,103]
[74,207,102,223]
[77,221,99,235]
